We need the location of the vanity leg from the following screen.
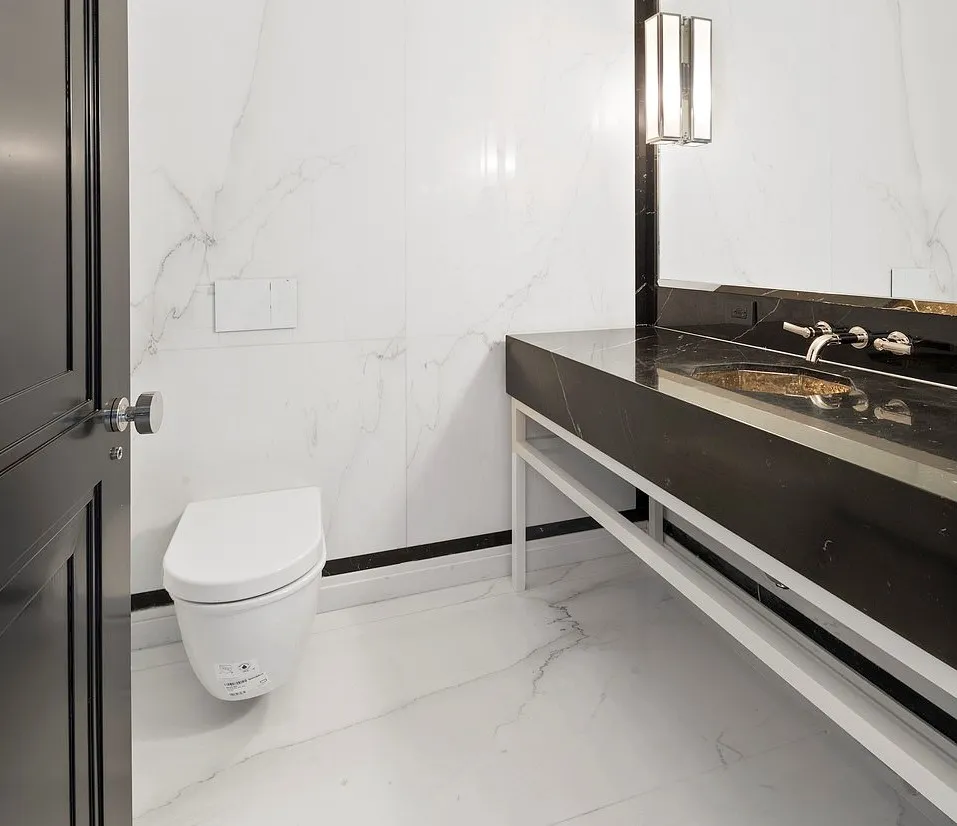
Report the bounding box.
[511,401,527,592]
[648,497,664,544]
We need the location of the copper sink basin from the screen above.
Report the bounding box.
[691,364,854,399]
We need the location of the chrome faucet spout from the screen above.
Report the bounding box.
[804,326,869,363]
[806,333,839,363]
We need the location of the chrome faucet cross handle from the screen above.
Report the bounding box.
[783,321,834,339]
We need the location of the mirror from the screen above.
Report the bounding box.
[656,1,957,309]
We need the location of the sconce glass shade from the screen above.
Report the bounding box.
[644,15,660,142]
[644,12,712,145]
[689,16,712,143]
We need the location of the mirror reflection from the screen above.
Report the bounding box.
[656,1,957,306]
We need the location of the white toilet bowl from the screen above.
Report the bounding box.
[163,487,326,701]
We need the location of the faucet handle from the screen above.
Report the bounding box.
[783,321,835,339]
[783,322,814,339]
[873,331,912,356]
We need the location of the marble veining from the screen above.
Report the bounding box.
[653,285,957,392]
[674,284,957,319]
[132,555,936,825]
[506,326,957,670]
[511,327,957,503]
[127,0,636,590]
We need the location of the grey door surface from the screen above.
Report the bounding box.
[0,2,132,824]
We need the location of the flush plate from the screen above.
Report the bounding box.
[214,279,298,333]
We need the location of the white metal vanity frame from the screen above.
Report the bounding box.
[509,397,957,820]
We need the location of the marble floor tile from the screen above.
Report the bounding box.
[557,733,930,826]
[132,554,938,826]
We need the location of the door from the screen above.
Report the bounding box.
[1,1,133,824]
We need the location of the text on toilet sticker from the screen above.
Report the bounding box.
[215,659,271,698]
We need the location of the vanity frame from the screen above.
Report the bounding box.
[509,396,957,819]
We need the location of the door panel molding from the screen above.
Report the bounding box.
[0,505,95,826]
[0,0,91,455]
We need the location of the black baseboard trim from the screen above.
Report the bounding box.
[131,589,173,612]
[323,506,647,576]
[131,505,648,613]
[664,521,957,746]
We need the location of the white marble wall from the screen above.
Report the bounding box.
[128,0,635,591]
[658,0,957,300]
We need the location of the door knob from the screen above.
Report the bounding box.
[104,392,164,434]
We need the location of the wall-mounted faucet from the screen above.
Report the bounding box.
[805,328,869,362]
[783,321,868,363]
[784,321,914,363]
[784,321,917,360]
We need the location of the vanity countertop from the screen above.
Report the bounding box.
[508,326,957,504]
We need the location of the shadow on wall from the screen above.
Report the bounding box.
[133,524,178,593]
[406,339,514,546]
[407,337,634,545]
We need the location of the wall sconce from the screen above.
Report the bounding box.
[644,13,712,145]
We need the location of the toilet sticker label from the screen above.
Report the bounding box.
[215,659,271,698]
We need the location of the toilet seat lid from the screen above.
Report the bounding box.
[163,487,326,604]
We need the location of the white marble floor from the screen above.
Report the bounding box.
[132,554,941,826]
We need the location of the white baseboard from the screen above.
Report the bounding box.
[131,527,627,651]
[130,604,183,651]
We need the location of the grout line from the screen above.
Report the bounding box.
[145,334,404,357]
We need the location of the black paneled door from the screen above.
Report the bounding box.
[0,2,132,824]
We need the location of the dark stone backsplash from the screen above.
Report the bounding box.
[656,286,957,389]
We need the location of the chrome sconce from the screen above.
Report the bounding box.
[644,12,712,145]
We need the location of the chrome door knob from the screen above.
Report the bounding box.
[104,391,164,434]
[130,391,164,434]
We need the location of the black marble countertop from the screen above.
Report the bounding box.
[509,326,957,503]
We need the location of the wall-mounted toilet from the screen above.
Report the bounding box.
[163,487,325,701]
